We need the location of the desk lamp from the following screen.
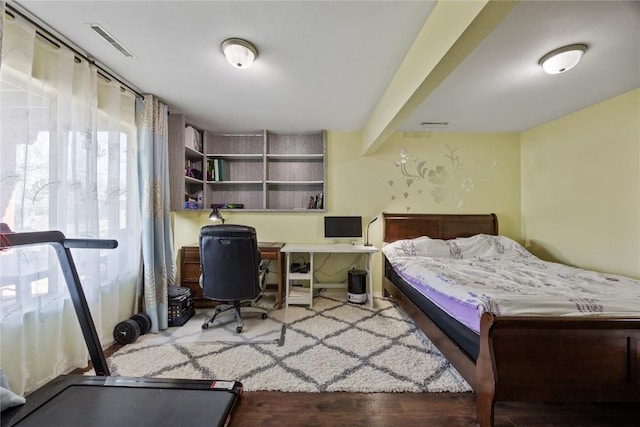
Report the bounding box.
[364,217,378,246]
[208,207,225,223]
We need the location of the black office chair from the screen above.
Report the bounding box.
[199,224,269,333]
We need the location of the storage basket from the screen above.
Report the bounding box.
[168,286,195,327]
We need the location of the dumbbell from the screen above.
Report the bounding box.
[113,312,152,345]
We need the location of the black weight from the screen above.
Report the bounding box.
[113,319,141,345]
[131,312,152,335]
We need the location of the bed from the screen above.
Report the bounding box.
[381,213,640,427]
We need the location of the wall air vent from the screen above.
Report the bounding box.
[420,122,449,128]
[89,24,135,58]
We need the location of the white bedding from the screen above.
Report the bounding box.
[382,234,640,322]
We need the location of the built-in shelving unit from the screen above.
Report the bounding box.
[168,114,326,212]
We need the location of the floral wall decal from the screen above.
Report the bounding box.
[389,145,496,210]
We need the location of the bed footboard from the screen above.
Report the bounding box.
[476,313,640,427]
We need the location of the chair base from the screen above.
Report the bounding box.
[201,301,268,333]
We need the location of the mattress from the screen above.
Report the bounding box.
[391,264,481,333]
[387,266,480,360]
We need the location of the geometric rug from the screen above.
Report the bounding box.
[106,296,472,393]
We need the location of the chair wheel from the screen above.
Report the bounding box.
[261,313,268,319]
[202,323,209,330]
[236,326,243,333]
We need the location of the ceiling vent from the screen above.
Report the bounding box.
[89,24,135,58]
[420,122,449,128]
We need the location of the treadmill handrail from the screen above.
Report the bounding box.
[1,229,117,376]
[1,230,118,250]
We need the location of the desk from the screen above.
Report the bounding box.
[180,242,285,309]
[281,243,378,309]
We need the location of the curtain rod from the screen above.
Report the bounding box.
[5,4,145,100]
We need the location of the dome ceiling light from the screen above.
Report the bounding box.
[221,38,258,69]
[539,44,587,75]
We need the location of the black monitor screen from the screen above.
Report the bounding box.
[324,216,362,239]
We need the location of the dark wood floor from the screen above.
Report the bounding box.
[87,346,638,427]
[231,392,640,427]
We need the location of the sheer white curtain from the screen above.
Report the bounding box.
[0,13,141,395]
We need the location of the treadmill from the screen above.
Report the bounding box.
[0,229,243,427]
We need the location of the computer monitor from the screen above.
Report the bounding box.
[324,216,362,240]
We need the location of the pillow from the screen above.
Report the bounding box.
[450,234,498,258]
[0,369,25,411]
[382,234,531,261]
[382,236,458,260]
[408,236,454,258]
[455,234,531,258]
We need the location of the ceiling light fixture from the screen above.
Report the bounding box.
[221,38,257,69]
[539,44,587,75]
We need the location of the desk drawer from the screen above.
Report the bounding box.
[183,263,202,281]
[182,246,200,263]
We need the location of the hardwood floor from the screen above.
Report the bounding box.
[231,392,640,427]
[76,345,638,426]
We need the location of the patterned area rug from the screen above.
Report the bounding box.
[107,296,472,393]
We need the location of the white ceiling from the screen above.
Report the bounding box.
[8,0,640,137]
[403,0,640,133]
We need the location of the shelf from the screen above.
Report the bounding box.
[206,180,263,185]
[206,153,263,160]
[288,288,312,305]
[266,154,324,160]
[288,272,312,280]
[217,208,325,213]
[185,176,204,184]
[267,180,323,185]
[185,146,203,159]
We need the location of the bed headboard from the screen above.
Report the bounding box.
[382,213,498,242]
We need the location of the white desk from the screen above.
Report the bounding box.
[281,243,378,308]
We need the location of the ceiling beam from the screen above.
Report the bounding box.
[361,0,519,155]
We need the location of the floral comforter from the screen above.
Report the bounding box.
[382,234,640,324]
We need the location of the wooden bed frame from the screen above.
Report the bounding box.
[382,213,640,427]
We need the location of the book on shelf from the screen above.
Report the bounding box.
[212,158,231,181]
[206,159,214,181]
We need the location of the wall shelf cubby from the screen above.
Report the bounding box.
[168,114,205,211]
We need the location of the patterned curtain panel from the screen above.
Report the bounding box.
[0,13,141,394]
[136,96,176,332]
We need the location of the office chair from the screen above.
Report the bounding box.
[199,224,269,333]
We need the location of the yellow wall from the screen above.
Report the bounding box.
[521,88,640,279]
[172,130,521,294]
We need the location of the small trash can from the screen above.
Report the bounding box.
[347,269,367,304]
